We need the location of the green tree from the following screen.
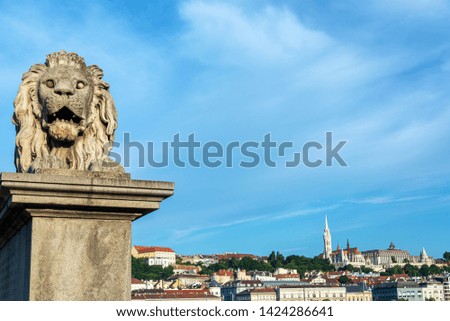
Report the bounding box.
[345,264,356,272]
[429,264,440,275]
[419,264,430,277]
[403,264,419,277]
[383,265,403,276]
[391,256,397,263]
[339,275,351,284]
[443,252,450,262]
[360,266,374,274]
[131,257,174,280]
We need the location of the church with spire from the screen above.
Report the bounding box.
[323,215,332,261]
[321,214,435,269]
[321,215,367,268]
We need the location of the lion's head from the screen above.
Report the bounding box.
[13,50,123,173]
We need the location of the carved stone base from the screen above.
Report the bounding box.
[0,172,174,301]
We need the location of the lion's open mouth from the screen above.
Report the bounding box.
[45,106,85,142]
[47,106,83,124]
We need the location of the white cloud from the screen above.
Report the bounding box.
[179,1,332,65]
[346,195,431,205]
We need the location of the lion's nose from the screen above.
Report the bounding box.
[54,80,74,96]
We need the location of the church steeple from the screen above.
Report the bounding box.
[323,215,332,262]
[420,247,430,263]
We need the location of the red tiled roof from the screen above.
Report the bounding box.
[331,247,361,255]
[217,253,257,260]
[131,278,145,284]
[132,289,219,300]
[173,265,201,271]
[134,246,175,254]
[275,274,300,279]
[215,269,233,277]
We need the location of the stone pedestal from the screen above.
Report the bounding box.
[0,172,174,301]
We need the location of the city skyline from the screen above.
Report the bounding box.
[0,1,449,258]
[134,213,443,259]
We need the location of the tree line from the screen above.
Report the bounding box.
[132,250,450,281]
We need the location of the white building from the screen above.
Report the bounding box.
[420,281,444,301]
[362,243,412,267]
[323,215,332,261]
[277,285,346,301]
[418,247,434,265]
[443,275,450,301]
[132,246,176,267]
[322,215,366,268]
[131,278,151,292]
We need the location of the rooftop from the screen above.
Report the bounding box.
[134,246,175,254]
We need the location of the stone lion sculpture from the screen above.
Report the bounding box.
[13,50,124,173]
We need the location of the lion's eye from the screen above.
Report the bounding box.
[76,81,85,89]
[46,80,55,88]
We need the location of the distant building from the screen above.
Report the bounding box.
[132,246,176,267]
[330,241,367,268]
[172,265,201,275]
[419,281,444,301]
[236,269,251,281]
[442,274,450,301]
[216,252,257,261]
[262,280,309,288]
[418,247,434,265]
[274,268,298,275]
[323,215,332,261]
[166,274,209,289]
[235,288,277,301]
[362,243,412,267]
[345,283,372,301]
[275,274,300,281]
[131,278,148,292]
[208,280,222,298]
[252,271,276,282]
[321,216,367,268]
[372,281,423,301]
[277,285,346,301]
[132,289,220,301]
[212,269,234,284]
[221,280,263,301]
[178,254,218,266]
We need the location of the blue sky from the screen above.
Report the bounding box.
[1,0,449,258]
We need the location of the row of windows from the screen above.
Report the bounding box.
[281,293,345,299]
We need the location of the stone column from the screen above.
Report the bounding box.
[0,171,174,301]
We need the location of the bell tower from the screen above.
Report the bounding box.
[323,215,332,261]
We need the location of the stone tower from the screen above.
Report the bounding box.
[323,215,332,261]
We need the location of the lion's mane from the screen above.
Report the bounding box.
[12,51,119,173]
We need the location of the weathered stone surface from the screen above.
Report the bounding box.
[13,50,123,173]
[0,221,31,300]
[3,50,175,301]
[29,217,131,301]
[0,172,174,300]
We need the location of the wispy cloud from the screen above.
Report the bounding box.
[345,195,432,205]
[179,1,332,65]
